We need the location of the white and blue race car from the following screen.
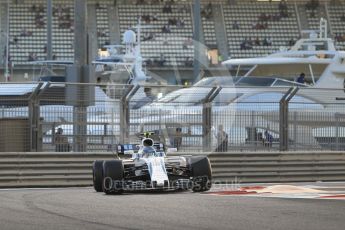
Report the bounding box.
[92,138,212,194]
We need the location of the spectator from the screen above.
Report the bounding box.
[263,37,272,46]
[56,4,63,17]
[305,0,319,11]
[278,0,288,18]
[157,53,166,67]
[232,20,240,29]
[162,25,171,33]
[30,4,37,12]
[240,39,252,50]
[215,125,228,152]
[173,127,183,150]
[168,18,177,26]
[151,14,158,21]
[136,0,146,4]
[182,37,192,49]
[305,0,319,18]
[241,37,252,50]
[335,33,345,42]
[247,37,253,46]
[162,36,169,45]
[202,2,213,19]
[267,37,272,46]
[54,128,70,152]
[12,36,19,48]
[254,36,261,46]
[141,14,151,23]
[288,38,296,46]
[145,58,153,67]
[176,18,185,28]
[37,4,44,13]
[95,2,101,9]
[182,41,188,50]
[28,52,37,61]
[143,32,154,41]
[177,4,188,14]
[272,13,282,21]
[184,57,193,67]
[98,29,107,37]
[296,73,305,84]
[264,130,273,147]
[20,28,33,37]
[258,13,269,22]
[35,17,45,28]
[341,13,345,22]
[162,3,172,13]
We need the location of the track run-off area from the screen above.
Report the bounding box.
[0,183,345,230]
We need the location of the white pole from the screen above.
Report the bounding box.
[5,0,10,82]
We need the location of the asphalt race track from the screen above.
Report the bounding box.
[0,187,344,230]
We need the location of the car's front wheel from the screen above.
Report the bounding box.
[92,160,104,192]
[188,156,212,192]
[102,160,124,194]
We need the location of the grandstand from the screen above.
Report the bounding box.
[1,0,345,75]
[223,1,300,58]
[118,2,194,66]
[328,3,345,50]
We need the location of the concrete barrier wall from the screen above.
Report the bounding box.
[1,152,345,188]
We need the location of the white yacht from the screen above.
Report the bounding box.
[93,20,151,86]
[223,18,345,95]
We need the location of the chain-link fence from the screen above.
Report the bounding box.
[1,82,345,152]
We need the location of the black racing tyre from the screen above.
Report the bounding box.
[102,160,124,194]
[188,156,212,192]
[92,160,104,192]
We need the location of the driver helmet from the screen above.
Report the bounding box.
[142,146,156,157]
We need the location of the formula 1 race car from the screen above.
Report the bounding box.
[92,138,212,194]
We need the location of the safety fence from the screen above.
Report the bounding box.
[1,151,345,188]
[1,82,345,152]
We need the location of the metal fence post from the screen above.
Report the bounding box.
[293,111,297,151]
[120,85,139,144]
[202,101,212,152]
[250,111,256,150]
[335,114,339,151]
[28,83,44,152]
[202,86,221,152]
[279,87,298,151]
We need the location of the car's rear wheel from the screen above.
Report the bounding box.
[188,156,212,192]
[92,160,104,192]
[102,160,124,194]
